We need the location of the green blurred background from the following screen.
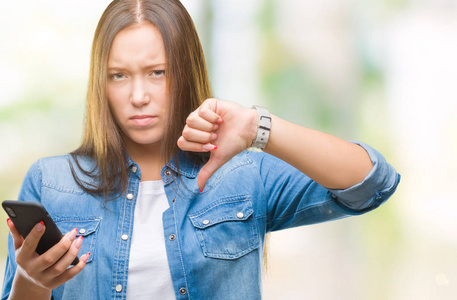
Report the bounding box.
[1,0,456,299]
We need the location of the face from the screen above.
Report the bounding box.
[107,22,168,152]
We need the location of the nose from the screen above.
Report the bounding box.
[130,77,150,107]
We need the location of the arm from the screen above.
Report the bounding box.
[2,162,90,300]
[178,98,375,191]
[264,114,373,190]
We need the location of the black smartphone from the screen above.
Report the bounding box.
[2,200,79,265]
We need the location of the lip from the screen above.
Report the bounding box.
[130,115,156,127]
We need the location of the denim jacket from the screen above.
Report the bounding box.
[2,142,400,300]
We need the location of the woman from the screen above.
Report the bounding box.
[2,0,400,299]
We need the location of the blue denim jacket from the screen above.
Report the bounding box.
[2,142,400,299]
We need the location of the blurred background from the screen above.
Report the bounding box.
[1,0,456,299]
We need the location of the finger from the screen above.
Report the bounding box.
[187,112,219,132]
[35,228,77,271]
[44,235,83,277]
[199,99,223,124]
[177,136,217,152]
[197,156,229,192]
[7,218,25,250]
[181,125,217,144]
[44,252,91,290]
[19,222,46,258]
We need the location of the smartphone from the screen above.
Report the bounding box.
[2,200,79,265]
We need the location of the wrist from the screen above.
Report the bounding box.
[248,108,258,146]
[10,270,51,299]
[250,105,271,150]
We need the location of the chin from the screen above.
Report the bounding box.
[135,137,163,145]
[125,133,164,147]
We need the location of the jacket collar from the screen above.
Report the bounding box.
[125,149,200,179]
[165,150,200,179]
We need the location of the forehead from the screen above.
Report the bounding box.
[108,22,166,67]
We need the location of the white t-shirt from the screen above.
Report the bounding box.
[126,180,175,299]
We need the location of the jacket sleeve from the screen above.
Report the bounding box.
[1,160,43,300]
[251,142,400,232]
[328,142,400,212]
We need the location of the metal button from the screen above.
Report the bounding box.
[132,166,137,173]
[202,220,210,225]
[179,287,187,295]
[79,228,86,234]
[236,212,244,219]
[121,234,129,241]
[164,169,171,176]
[115,284,123,292]
[126,193,134,200]
[169,234,176,241]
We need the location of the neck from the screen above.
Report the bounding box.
[124,142,167,181]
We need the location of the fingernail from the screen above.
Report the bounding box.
[36,222,44,232]
[68,228,77,241]
[6,218,10,224]
[65,228,78,242]
[81,252,90,264]
[217,118,223,124]
[74,236,83,249]
[213,124,219,130]
[202,143,216,151]
[199,188,203,193]
[210,133,218,140]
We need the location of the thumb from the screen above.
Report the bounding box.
[197,156,228,192]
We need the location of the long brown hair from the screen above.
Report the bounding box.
[71,0,211,197]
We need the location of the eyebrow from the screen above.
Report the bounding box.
[107,63,166,72]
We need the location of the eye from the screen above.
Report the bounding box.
[150,70,165,77]
[109,73,125,80]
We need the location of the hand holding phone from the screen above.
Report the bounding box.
[3,200,79,265]
[3,200,90,293]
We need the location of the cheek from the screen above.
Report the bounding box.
[107,87,125,116]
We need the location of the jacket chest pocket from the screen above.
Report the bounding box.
[189,196,259,260]
[55,218,101,263]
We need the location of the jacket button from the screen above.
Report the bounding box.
[179,287,187,295]
[79,229,86,234]
[202,220,210,225]
[236,212,244,219]
[126,193,134,200]
[115,284,123,292]
[164,169,171,176]
[131,166,137,173]
[121,234,129,241]
[169,234,176,241]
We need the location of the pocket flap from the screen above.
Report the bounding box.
[189,197,253,229]
[55,218,101,237]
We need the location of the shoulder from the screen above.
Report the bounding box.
[18,154,96,202]
[34,154,95,175]
[242,148,300,176]
[217,149,278,175]
[31,154,97,194]
[23,155,72,181]
[209,149,297,184]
